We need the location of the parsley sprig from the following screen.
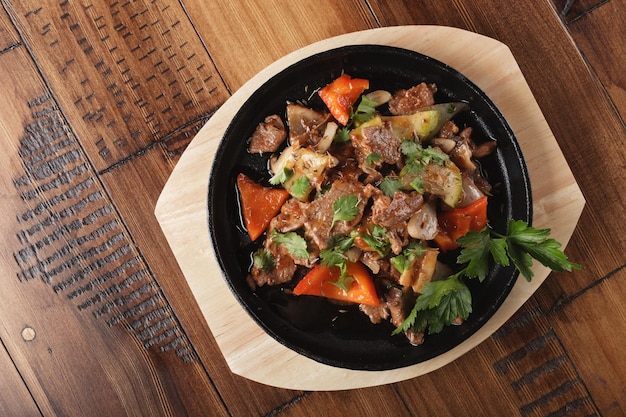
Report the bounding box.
[320,227,391,292]
[391,241,426,274]
[351,95,378,125]
[394,220,582,336]
[253,248,275,272]
[331,194,360,228]
[360,225,390,257]
[380,142,450,195]
[270,229,309,260]
[320,234,356,292]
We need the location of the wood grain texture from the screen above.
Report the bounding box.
[0,40,233,417]
[155,25,584,391]
[0,341,41,417]
[179,0,378,92]
[6,0,230,171]
[544,2,626,414]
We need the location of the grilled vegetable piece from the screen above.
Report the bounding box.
[318,74,370,126]
[293,261,381,306]
[270,145,339,201]
[381,102,469,141]
[236,173,290,241]
[433,195,488,251]
[398,247,439,293]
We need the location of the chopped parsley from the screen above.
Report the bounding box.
[401,141,449,174]
[269,167,293,185]
[351,95,378,125]
[366,152,382,166]
[333,95,378,143]
[379,176,403,197]
[334,126,351,143]
[359,225,390,257]
[290,176,311,200]
[331,194,360,227]
[391,241,426,274]
[320,234,356,292]
[270,229,309,260]
[253,248,275,272]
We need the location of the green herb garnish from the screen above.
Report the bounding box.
[270,229,309,260]
[351,95,378,125]
[379,176,403,197]
[331,194,360,228]
[394,220,582,336]
[359,225,390,257]
[334,126,351,143]
[269,167,293,185]
[290,176,311,200]
[391,241,426,274]
[252,248,275,272]
[366,152,382,166]
[320,234,356,292]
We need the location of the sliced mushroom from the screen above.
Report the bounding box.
[430,137,457,153]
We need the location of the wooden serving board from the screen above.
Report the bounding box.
[154,26,584,390]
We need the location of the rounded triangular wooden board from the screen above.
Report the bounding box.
[155,26,584,390]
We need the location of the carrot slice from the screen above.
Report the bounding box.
[293,261,380,306]
[236,173,290,241]
[318,74,369,126]
[434,196,488,251]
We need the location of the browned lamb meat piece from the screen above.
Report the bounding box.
[371,191,424,229]
[388,83,437,115]
[359,303,390,324]
[353,123,402,167]
[247,247,297,289]
[302,180,374,250]
[385,285,425,345]
[248,114,287,153]
[268,198,305,233]
[370,191,423,254]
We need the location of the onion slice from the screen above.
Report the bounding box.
[407,198,438,240]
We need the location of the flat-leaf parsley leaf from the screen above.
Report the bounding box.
[332,194,360,227]
[270,229,309,260]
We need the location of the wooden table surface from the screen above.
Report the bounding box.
[0,0,624,416]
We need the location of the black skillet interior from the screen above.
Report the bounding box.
[208,45,532,371]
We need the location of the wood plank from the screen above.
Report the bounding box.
[180,0,378,91]
[395,327,598,415]
[0,37,229,417]
[2,1,314,415]
[7,0,230,172]
[558,0,626,136]
[278,386,412,417]
[547,267,626,416]
[0,3,20,51]
[0,0,620,415]
[543,3,626,415]
[0,341,41,417]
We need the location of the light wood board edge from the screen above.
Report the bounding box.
[154,25,585,390]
